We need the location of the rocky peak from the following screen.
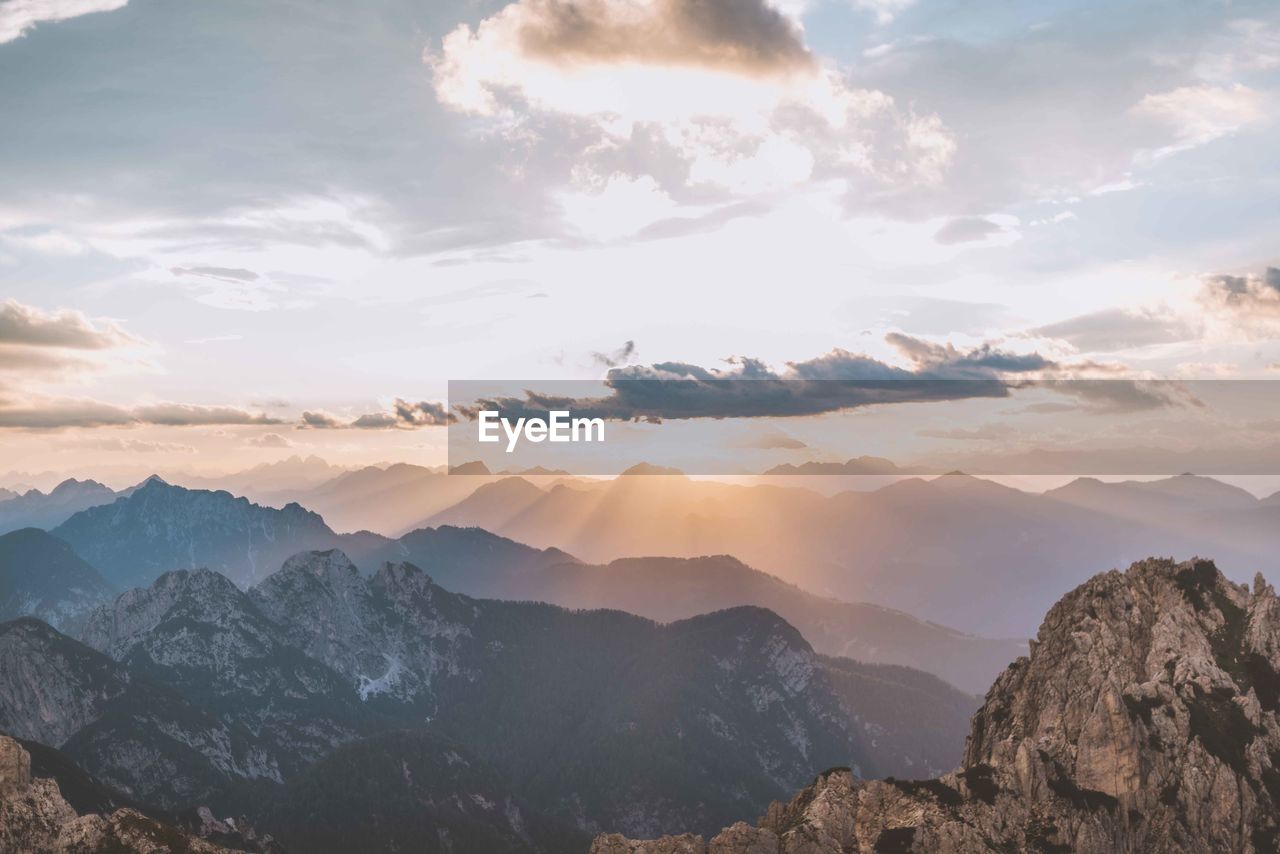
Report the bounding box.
[276,548,363,591]
[0,734,243,853]
[0,734,30,794]
[80,568,249,659]
[595,557,1280,853]
[370,559,439,601]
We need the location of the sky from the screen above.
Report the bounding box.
[1,0,1279,483]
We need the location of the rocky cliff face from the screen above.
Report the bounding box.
[0,734,241,853]
[0,617,279,807]
[593,558,1280,853]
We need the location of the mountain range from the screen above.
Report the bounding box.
[0,547,978,848]
[40,477,1016,692]
[418,471,1280,636]
[0,478,120,535]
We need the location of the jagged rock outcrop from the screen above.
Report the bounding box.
[0,735,240,853]
[593,558,1280,853]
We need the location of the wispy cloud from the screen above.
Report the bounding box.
[0,0,127,45]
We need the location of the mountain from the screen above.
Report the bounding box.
[52,472,1015,693]
[426,472,1280,636]
[57,549,970,839]
[52,476,344,588]
[250,729,586,854]
[243,550,869,837]
[0,617,278,807]
[79,566,370,774]
[818,656,976,779]
[174,455,351,500]
[454,552,1020,694]
[0,478,119,535]
[361,524,578,599]
[1046,473,1261,522]
[0,734,243,854]
[264,463,498,536]
[595,557,1280,852]
[0,528,114,632]
[764,456,906,475]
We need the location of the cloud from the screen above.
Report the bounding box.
[392,399,454,427]
[1030,306,1200,352]
[505,0,813,75]
[591,339,637,368]
[1041,379,1201,414]
[933,216,1005,245]
[299,399,453,430]
[0,299,136,350]
[459,334,1190,422]
[428,0,955,228]
[170,266,261,283]
[131,403,281,426]
[852,0,915,25]
[882,332,1057,375]
[1134,83,1264,156]
[0,0,128,45]
[0,398,279,429]
[457,335,1057,422]
[248,432,292,448]
[168,265,285,312]
[1201,266,1280,317]
[299,410,343,429]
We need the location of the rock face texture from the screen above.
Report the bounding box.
[593,558,1280,853]
[0,617,280,808]
[0,734,239,853]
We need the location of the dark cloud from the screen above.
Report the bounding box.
[515,0,814,75]
[393,399,454,427]
[1201,267,1280,317]
[0,299,136,350]
[350,412,400,429]
[883,332,1058,375]
[300,410,343,429]
[1031,307,1200,352]
[458,335,1191,422]
[591,340,637,368]
[933,217,1005,245]
[457,336,1048,422]
[300,399,453,430]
